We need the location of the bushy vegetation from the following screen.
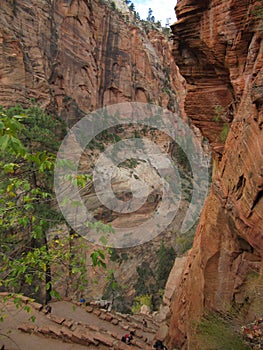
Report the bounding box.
[252,5,263,22]
[102,271,130,313]
[107,242,176,313]
[133,242,176,311]
[157,241,176,289]
[0,105,108,306]
[193,312,251,350]
[212,104,230,143]
[131,294,152,313]
[220,123,229,143]
[0,105,64,301]
[175,225,197,255]
[212,104,226,122]
[109,248,128,263]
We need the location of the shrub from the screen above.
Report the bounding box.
[193,312,250,350]
[110,1,116,10]
[220,123,229,143]
[213,104,226,122]
[157,241,176,289]
[131,294,152,314]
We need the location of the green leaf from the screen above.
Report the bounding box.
[25,274,33,285]
[29,315,36,323]
[24,181,31,191]
[0,134,10,150]
[3,163,17,173]
[24,203,34,210]
[9,135,26,155]
[99,235,108,245]
[50,290,61,300]
[90,251,98,266]
[24,305,31,313]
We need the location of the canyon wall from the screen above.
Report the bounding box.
[2,1,262,345]
[169,0,263,348]
[0,0,183,122]
[0,0,187,306]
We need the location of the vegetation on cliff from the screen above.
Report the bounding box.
[0,105,108,306]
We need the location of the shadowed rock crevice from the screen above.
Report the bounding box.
[168,0,263,348]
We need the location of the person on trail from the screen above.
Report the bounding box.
[153,339,168,349]
[121,331,134,344]
[44,304,52,314]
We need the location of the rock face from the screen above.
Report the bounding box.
[0,0,187,307]
[0,0,183,123]
[168,0,263,348]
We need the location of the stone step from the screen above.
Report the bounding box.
[81,303,158,334]
[16,297,158,349]
[18,318,150,349]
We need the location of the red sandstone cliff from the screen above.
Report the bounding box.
[1,1,262,347]
[0,0,187,308]
[0,0,183,123]
[168,0,263,348]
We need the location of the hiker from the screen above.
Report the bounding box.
[153,339,168,349]
[153,340,163,349]
[44,304,52,314]
[121,331,134,344]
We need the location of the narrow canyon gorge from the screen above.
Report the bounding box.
[0,0,262,349]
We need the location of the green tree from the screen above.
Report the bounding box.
[134,261,154,295]
[147,8,155,22]
[157,241,176,289]
[0,105,108,305]
[0,105,64,302]
[102,271,129,313]
[110,1,116,10]
[147,8,152,21]
[129,2,135,11]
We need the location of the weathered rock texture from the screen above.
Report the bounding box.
[0,0,183,124]
[169,0,263,348]
[0,0,187,308]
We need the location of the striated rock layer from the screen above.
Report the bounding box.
[169,0,263,348]
[0,0,183,123]
[0,0,187,306]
